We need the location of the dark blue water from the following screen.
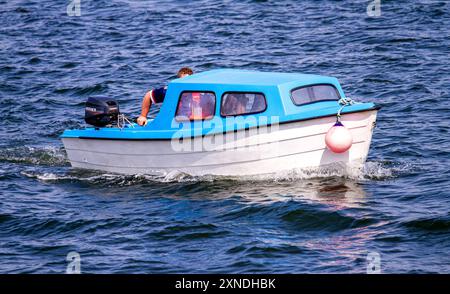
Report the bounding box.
[1,0,449,273]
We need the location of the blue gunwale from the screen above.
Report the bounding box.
[61,69,379,140]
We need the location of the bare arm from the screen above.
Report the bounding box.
[140,91,153,117]
[137,90,153,126]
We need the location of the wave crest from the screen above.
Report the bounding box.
[20,160,417,186]
[0,146,69,167]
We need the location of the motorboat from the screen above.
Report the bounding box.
[60,69,380,176]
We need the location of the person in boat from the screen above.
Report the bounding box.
[222,93,248,116]
[137,67,194,126]
[177,92,215,121]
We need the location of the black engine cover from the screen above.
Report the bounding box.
[84,97,119,127]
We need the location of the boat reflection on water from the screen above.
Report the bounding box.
[45,164,369,209]
[295,178,367,208]
[143,172,369,210]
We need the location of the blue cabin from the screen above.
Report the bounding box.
[61,69,378,140]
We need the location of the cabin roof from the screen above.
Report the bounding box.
[170,69,335,87]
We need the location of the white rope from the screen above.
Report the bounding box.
[337,97,357,121]
[117,114,135,129]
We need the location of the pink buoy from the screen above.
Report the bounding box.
[325,121,353,153]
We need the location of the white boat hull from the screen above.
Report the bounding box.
[62,110,378,176]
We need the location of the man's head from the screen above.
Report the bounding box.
[177,67,193,78]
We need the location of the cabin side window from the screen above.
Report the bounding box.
[175,91,216,121]
[291,84,340,105]
[220,92,267,117]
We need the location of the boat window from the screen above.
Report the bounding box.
[221,92,267,116]
[291,84,340,105]
[175,91,216,121]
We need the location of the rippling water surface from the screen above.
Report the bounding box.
[1,0,449,273]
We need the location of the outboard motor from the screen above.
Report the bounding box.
[85,97,120,127]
